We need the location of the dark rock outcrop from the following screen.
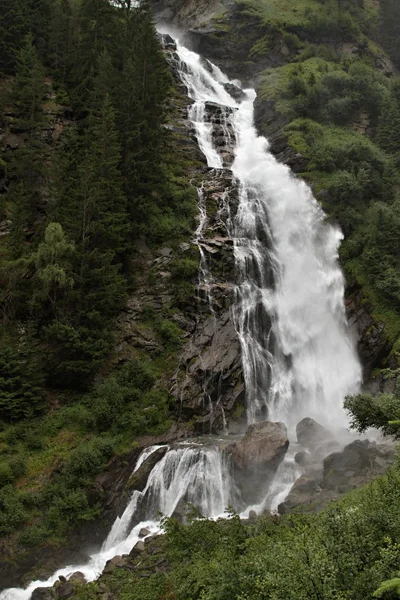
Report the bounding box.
[228,421,289,504]
[125,447,168,493]
[278,438,395,514]
[346,289,391,379]
[296,417,331,449]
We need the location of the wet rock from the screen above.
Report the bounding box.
[346,289,390,378]
[159,32,177,50]
[278,476,322,515]
[139,527,151,538]
[103,555,128,574]
[296,418,331,449]
[69,572,86,584]
[229,421,289,504]
[129,540,145,557]
[231,421,289,469]
[126,446,169,493]
[294,450,312,467]
[279,438,395,514]
[322,439,395,492]
[223,82,245,102]
[32,588,55,600]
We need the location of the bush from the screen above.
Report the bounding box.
[171,258,199,280]
[0,485,27,534]
[0,462,14,487]
[0,342,45,422]
[158,320,183,349]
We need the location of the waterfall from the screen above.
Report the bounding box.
[0,37,361,599]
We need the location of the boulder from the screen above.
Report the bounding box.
[323,439,395,492]
[228,421,289,504]
[294,450,312,467]
[129,540,145,558]
[31,589,55,600]
[126,446,169,492]
[278,476,321,515]
[57,583,75,599]
[139,527,151,538]
[231,421,289,469]
[103,555,128,574]
[69,572,86,584]
[296,418,331,449]
[223,82,246,102]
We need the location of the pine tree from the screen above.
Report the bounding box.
[44,95,128,388]
[376,91,400,162]
[379,0,400,67]
[13,33,46,130]
[33,222,75,316]
[0,0,27,75]
[116,2,171,219]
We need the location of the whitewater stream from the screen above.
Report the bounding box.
[0,38,362,599]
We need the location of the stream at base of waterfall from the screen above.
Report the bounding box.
[0,37,362,600]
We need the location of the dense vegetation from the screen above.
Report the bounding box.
[0,0,198,553]
[49,375,400,600]
[74,466,400,600]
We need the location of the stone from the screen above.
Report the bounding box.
[31,588,55,600]
[280,44,290,56]
[69,572,86,584]
[178,242,191,252]
[58,576,67,584]
[228,421,289,504]
[231,421,289,469]
[223,82,246,102]
[296,417,331,449]
[158,247,173,257]
[126,446,169,492]
[129,540,146,557]
[139,527,151,538]
[248,510,257,521]
[103,555,128,574]
[278,476,322,515]
[294,450,312,467]
[57,583,75,599]
[322,439,395,492]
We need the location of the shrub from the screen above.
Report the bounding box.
[0,485,27,534]
[0,462,14,487]
[158,320,183,349]
[171,258,199,280]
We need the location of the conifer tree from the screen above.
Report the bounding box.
[13,33,45,130]
[0,0,27,75]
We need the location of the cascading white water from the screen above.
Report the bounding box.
[1,37,362,599]
[232,91,362,428]
[0,445,232,600]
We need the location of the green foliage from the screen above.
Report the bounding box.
[68,465,400,600]
[0,340,45,422]
[345,372,400,437]
[13,33,45,129]
[158,320,183,349]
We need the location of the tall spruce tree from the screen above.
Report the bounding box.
[0,0,27,75]
[13,33,45,129]
[45,95,128,388]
